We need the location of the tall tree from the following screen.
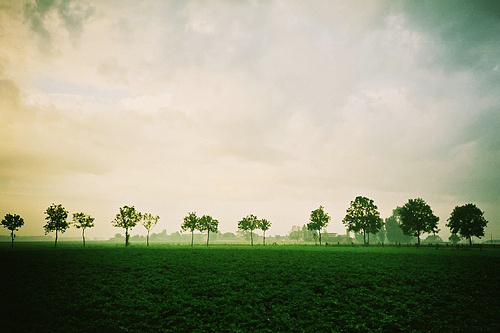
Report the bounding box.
[111,205,141,247]
[446,203,488,246]
[400,198,439,247]
[198,215,219,247]
[1,214,25,248]
[288,225,302,241]
[44,204,70,247]
[307,206,330,246]
[342,196,382,245]
[181,212,199,247]
[72,212,95,247]
[238,214,259,246]
[259,218,271,246]
[141,213,159,246]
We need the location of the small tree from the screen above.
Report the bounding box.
[111,205,141,246]
[259,218,271,246]
[307,206,331,246]
[72,212,95,247]
[141,213,159,246]
[342,196,382,245]
[198,215,219,247]
[448,234,461,245]
[400,198,439,247]
[1,214,25,248]
[238,214,259,246]
[44,204,70,247]
[446,203,488,246]
[181,212,199,246]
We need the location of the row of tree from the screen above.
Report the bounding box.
[304,197,488,247]
[1,197,489,248]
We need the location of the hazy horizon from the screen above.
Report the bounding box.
[1,0,499,240]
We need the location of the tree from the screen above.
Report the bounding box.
[446,203,488,246]
[238,214,259,246]
[198,215,219,247]
[342,196,382,245]
[307,206,330,246]
[288,225,302,241]
[400,198,439,247]
[44,204,70,247]
[141,213,159,246]
[181,212,199,247]
[111,205,141,247]
[1,214,25,248]
[259,218,271,246]
[72,212,95,247]
[385,207,414,244]
[448,234,461,245]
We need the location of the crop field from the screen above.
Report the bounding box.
[0,243,499,332]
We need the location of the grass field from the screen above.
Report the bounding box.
[0,243,498,332]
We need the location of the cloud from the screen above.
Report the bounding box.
[0,0,499,238]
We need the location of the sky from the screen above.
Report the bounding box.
[1,0,499,240]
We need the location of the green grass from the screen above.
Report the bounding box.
[0,243,499,332]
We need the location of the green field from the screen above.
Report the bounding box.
[0,243,498,332]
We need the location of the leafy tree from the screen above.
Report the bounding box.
[72,212,95,247]
[446,203,488,246]
[198,215,219,247]
[259,218,271,246]
[307,206,330,246]
[385,207,414,244]
[1,213,25,248]
[44,204,70,247]
[111,205,141,247]
[400,198,439,247]
[181,212,199,247]
[288,225,302,241]
[448,233,461,245]
[376,225,386,244]
[141,213,159,246]
[238,214,259,246]
[342,196,382,245]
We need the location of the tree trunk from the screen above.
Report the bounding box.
[11,230,14,248]
[207,230,210,247]
[367,232,370,245]
[319,230,322,246]
[191,230,194,247]
[147,231,150,247]
[250,229,254,246]
[363,230,366,245]
[125,228,129,247]
[55,229,58,248]
[417,234,420,247]
[82,228,86,248]
[263,231,266,246]
[469,237,472,246]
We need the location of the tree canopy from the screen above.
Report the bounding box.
[1,213,25,248]
[399,198,439,247]
[342,196,382,245]
[73,212,95,247]
[181,212,199,246]
[307,206,330,246]
[44,203,70,247]
[198,215,219,247]
[141,213,160,246]
[446,203,488,246]
[385,207,414,244]
[259,218,271,245]
[238,214,259,246]
[111,205,141,246]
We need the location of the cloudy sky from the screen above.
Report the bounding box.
[1,0,499,240]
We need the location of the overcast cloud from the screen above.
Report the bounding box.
[1,0,499,239]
